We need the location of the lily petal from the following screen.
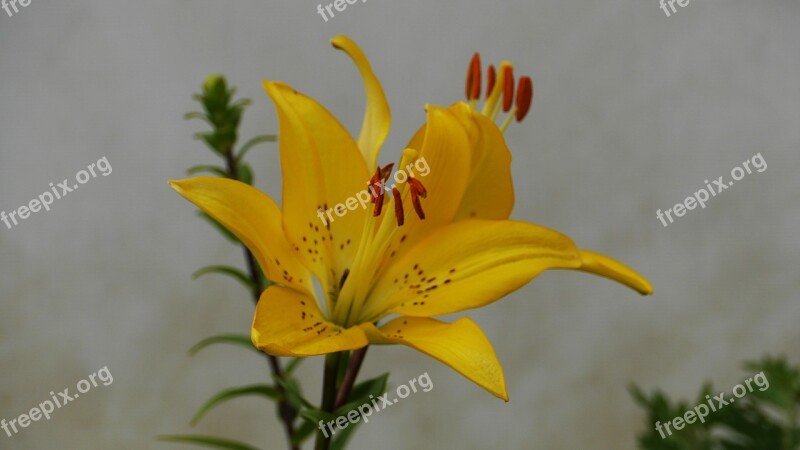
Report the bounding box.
[361,317,508,400]
[404,103,514,221]
[448,103,515,220]
[331,35,391,169]
[170,177,313,295]
[360,219,581,320]
[252,285,368,357]
[263,81,370,301]
[335,106,472,320]
[575,250,653,295]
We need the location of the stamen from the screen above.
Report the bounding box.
[515,76,533,122]
[502,66,515,112]
[392,188,404,226]
[486,64,496,99]
[465,53,481,101]
[368,164,394,217]
[407,178,427,220]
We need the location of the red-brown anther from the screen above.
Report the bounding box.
[368,164,395,216]
[465,53,482,100]
[515,76,533,122]
[407,178,427,220]
[486,64,496,99]
[392,188,405,226]
[502,66,515,113]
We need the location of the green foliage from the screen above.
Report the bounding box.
[632,355,800,450]
[192,266,255,292]
[189,333,256,356]
[191,384,281,426]
[158,435,261,450]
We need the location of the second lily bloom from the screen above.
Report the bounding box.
[316,156,431,227]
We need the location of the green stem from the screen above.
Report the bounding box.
[315,353,344,450]
[222,144,298,450]
[335,347,369,409]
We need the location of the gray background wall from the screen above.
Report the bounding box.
[1,1,798,449]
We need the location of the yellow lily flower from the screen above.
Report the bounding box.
[170,35,652,401]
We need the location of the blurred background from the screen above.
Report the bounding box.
[1,1,799,448]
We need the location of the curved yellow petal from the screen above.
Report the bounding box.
[361,317,508,401]
[448,102,515,220]
[331,35,391,169]
[263,81,370,303]
[359,219,581,320]
[404,103,514,221]
[575,250,653,295]
[252,286,368,357]
[169,177,313,296]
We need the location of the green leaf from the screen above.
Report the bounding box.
[192,265,255,291]
[187,165,229,177]
[275,376,314,411]
[331,418,361,450]
[284,358,304,376]
[237,162,254,185]
[196,211,239,244]
[236,135,276,163]
[335,373,389,416]
[299,408,334,424]
[184,111,211,124]
[291,418,319,446]
[191,384,280,426]
[189,334,255,356]
[195,132,226,155]
[158,435,260,450]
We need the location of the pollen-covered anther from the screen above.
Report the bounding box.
[515,76,533,122]
[486,64,496,99]
[407,178,427,220]
[502,66,515,112]
[392,188,405,226]
[368,163,394,216]
[465,52,482,101]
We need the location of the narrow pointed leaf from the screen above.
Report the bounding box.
[283,357,303,376]
[291,418,319,446]
[237,163,254,185]
[236,135,276,163]
[334,372,389,416]
[158,435,261,450]
[274,376,314,410]
[187,165,229,177]
[191,384,280,426]
[189,334,255,356]
[192,265,255,290]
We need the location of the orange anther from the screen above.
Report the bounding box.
[407,178,427,220]
[515,76,533,122]
[486,64,496,99]
[465,53,482,100]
